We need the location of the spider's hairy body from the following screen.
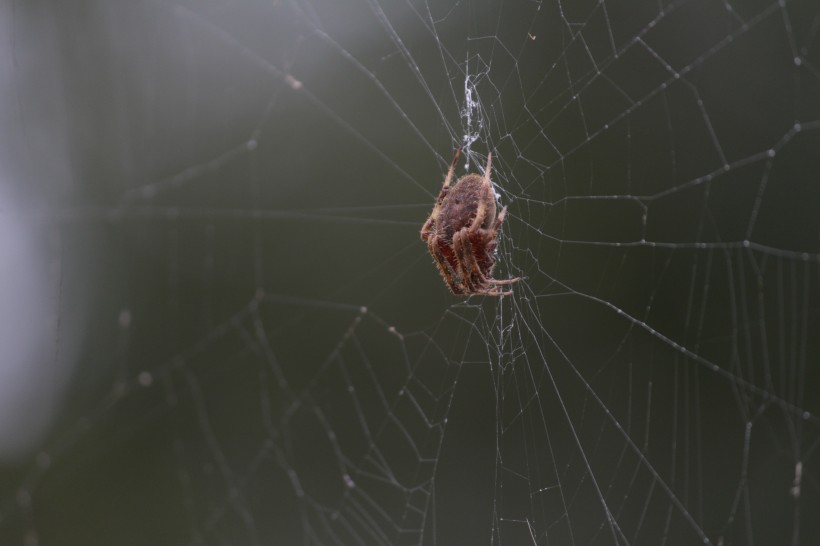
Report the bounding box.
[420,149,520,296]
[435,173,499,280]
[437,174,496,238]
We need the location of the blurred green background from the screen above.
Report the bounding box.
[1,0,818,544]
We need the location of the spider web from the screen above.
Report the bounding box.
[1,0,819,544]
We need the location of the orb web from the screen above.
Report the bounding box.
[1,1,819,545]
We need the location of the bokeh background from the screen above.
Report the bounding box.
[1,0,819,545]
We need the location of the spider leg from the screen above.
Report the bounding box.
[466,153,495,234]
[453,228,514,296]
[486,278,520,285]
[480,206,521,286]
[483,152,493,187]
[420,149,463,242]
[451,234,480,294]
[450,231,481,294]
[444,148,462,190]
[420,218,435,242]
[428,236,466,294]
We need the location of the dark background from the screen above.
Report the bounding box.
[1,0,819,544]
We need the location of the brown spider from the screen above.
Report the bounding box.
[420,149,521,296]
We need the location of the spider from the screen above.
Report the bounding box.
[420,148,521,296]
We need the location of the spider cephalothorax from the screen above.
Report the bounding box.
[420,149,520,296]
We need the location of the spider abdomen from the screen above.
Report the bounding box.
[437,174,497,239]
